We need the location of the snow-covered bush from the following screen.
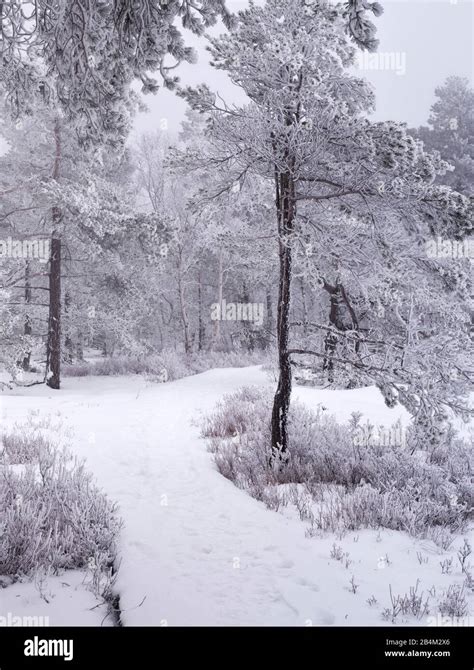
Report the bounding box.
[0,419,121,586]
[203,386,267,441]
[308,483,467,537]
[202,387,473,540]
[438,584,469,618]
[62,354,167,378]
[1,429,51,465]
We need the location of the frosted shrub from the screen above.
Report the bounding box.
[382,582,430,622]
[438,584,469,618]
[324,483,467,537]
[63,349,273,382]
[0,414,65,465]
[63,355,167,378]
[147,349,270,380]
[157,350,191,381]
[0,421,120,584]
[202,387,277,498]
[202,386,267,440]
[203,387,473,540]
[1,430,51,465]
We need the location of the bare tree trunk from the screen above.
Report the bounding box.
[76,332,84,361]
[22,261,32,371]
[271,171,296,461]
[64,291,74,363]
[212,248,224,349]
[198,270,205,352]
[240,281,252,351]
[322,280,360,384]
[46,234,61,388]
[46,118,62,390]
[300,277,308,335]
[178,250,191,354]
[322,281,340,383]
[266,288,273,348]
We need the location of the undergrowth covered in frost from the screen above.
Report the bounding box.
[0,414,121,596]
[62,349,271,382]
[202,387,473,545]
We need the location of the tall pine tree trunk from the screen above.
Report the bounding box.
[270,171,296,461]
[46,119,62,390]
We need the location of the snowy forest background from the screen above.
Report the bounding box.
[0,0,473,628]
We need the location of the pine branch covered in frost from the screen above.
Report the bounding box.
[343,0,384,52]
[0,0,233,143]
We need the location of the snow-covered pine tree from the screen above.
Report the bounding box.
[413,76,474,196]
[0,100,170,382]
[179,0,472,460]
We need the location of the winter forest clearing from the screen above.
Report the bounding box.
[1,368,472,627]
[0,0,473,653]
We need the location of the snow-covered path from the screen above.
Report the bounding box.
[4,367,467,627]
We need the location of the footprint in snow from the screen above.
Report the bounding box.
[297,577,320,592]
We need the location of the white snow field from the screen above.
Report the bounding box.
[1,367,472,627]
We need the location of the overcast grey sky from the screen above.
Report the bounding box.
[132,0,473,141]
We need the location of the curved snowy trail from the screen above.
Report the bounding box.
[2,366,431,627]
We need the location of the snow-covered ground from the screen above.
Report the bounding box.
[0,572,112,627]
[0,367,472,626]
